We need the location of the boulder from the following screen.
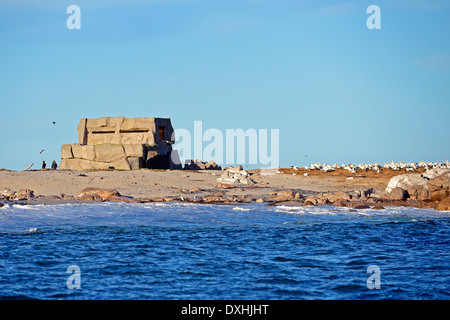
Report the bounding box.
[335,191,352,200]
[354,205,370,209]
[334,199,349,207]
[108,195,140,203]
[326,191,352,203]
[59,193,75,200]
[422,168,450,179]
[77,187,120,201]
[268,190,296,202]
[304,197,318,205]
[436,196,450,211]
[385,173,428,194]
[224,165,243,172]
[427,172,450,193]
[15,189,34,200]
[1,188,15,199]
[430,189,450,202]
[78,193,103,202]
[205,160,221,170]
[217,170,255,185]
[408,184,428,200]
[388,187,408,201]
[216,183,235,189]
[184,159,221,170]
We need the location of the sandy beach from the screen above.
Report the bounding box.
[2,166,449,211]
[0,167,392,200]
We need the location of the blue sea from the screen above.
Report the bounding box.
[0,202,449,300]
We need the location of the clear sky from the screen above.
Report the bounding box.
[0,0,449,170]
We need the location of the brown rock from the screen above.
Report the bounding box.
[304,200,315,206]
[387,200,411,207]
[407,185,422,200]
[428,173,450,193]
[430,189,449,202]
[78,193,103,202]
[324,191,351,204]
[190,187,202,192]
[269,190,296,202]
[201,196,226,203]
[77,187,120,201]
[389,187,408,201]
[354,205,370,209]
[16,189,34,200]
[59,193,76,200]
[1,188,15,200]
[436,196,450,211]
[334,191,352,200]
[334,199,349,207]
[108,195,140,203]
[372,205,385,210]
[304,197,318,205]
[217,183,235,189]
[418,188,431,201]
[256,198,264,203]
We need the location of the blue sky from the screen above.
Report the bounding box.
[0,0,449,170]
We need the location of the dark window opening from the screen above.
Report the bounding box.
[91,131,115,134]
[159,126,165,141]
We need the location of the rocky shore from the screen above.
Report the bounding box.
[1,164,450,211]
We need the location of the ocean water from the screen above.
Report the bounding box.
[0,202,449,300]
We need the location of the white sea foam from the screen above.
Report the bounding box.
[0,202,448,234]
[232,207,251,212]
[274,205,304,214]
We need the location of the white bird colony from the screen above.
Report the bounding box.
[292,160,450,173]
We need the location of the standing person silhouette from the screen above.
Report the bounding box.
[51,161,58,170]
[42,161,46,169]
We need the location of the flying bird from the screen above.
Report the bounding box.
[52,122,56,125]
[40,149,44,154]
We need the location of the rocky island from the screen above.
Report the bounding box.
[1,161,449,211]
